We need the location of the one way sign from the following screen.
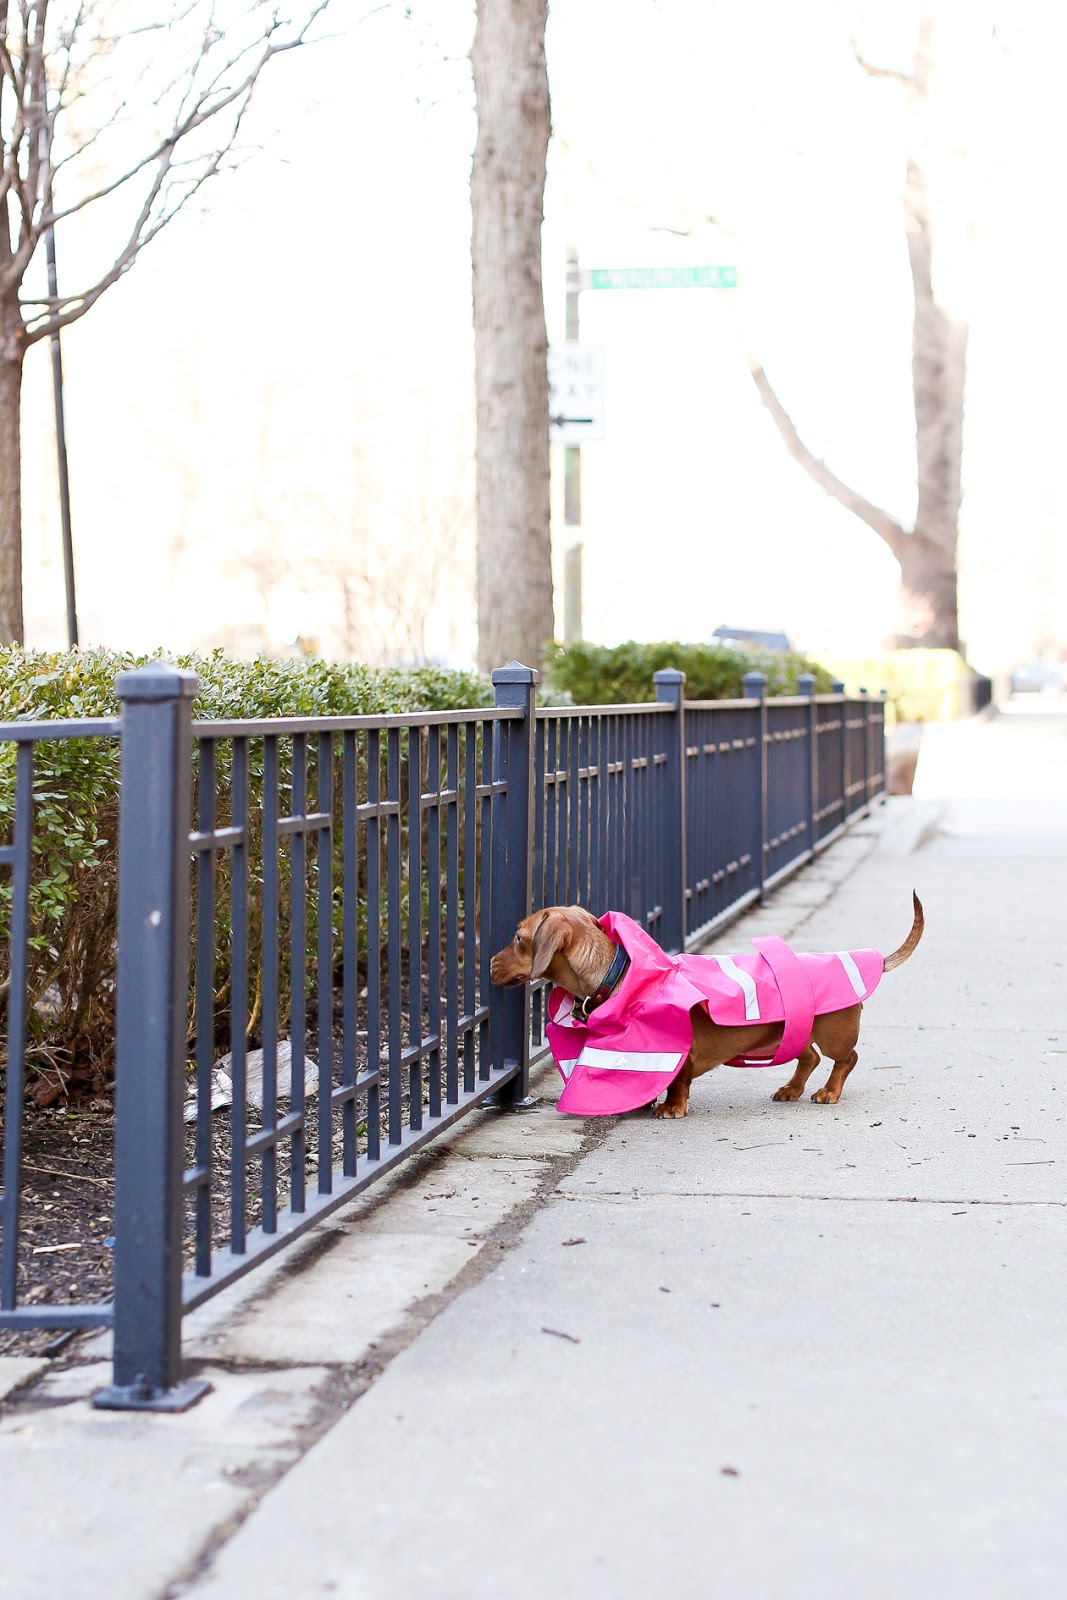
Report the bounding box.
[549,344,605,445]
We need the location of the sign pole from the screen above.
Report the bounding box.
[563,246,582,644]
[46,223,78,649]
[41,120,78,649]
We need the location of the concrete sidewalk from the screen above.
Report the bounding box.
[4,709,1066,1599]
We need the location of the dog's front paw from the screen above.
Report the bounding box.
[772,1084,802,1102]
[654,1101,688,1119]
[810,1087,841,1105]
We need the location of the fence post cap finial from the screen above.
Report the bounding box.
[797,673,816,697]
[490,661,539,686]
[653,667,685,706]
[742,671,766,700]
[116,662,198,704]
[831,679,846,695]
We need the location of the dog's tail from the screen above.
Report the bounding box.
[882,892,924,973]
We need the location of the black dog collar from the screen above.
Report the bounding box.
[573,943,630,1023]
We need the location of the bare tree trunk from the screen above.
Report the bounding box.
[751,2,966,653]
[902,11,965,651]
[471,0,553,674]
[0,291,25,645]
[896,528,962,648]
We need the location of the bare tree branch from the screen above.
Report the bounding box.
[747,357,908,558]
[46,5,329,228]
[0,0,344,643]
[850,36,913,86]
[2,0,334,326]
[24,121,249,341]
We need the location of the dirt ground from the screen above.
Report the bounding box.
[0,1100,116,1358]
[0,1002,479,1359]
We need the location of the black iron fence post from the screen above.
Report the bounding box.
[653,668,687,952]
[831,679,847,822]
[859,687,870,811]
[93,664,208,1413]
[743,671,767,903]
[491,662,539,1106]
[798,673,816,855]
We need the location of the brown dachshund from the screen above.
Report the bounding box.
[490,898,924,1116]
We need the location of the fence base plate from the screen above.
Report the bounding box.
[92,1377,212,1413]
[482,1092,540,1111]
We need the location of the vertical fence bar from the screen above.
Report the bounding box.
[0,743,34,1312]
[488,718,507,1078]
[445,723,460,1106]
[624,712,637,920]
[550,720,559,908]
[566,715,580,902]
[859,687,870,812]
[577,715,590,906]
[289,736,307,1214]
[491,663,538,1105]
[193,740,216,1278]
[407,727,423,1131]
[94,664,208,1413]
[832,680,847,823]
[261,736,280,1231]
[653,669,686,952]
[743,672,767,905]
[229,738,249,1252]
[427,725,442,1121]
[798,674,816,856]
[531,716,547,1046]
[591,714,606,914]
[478,721,493,1080]
[386,729,402,1142]
[463,722,477,1094]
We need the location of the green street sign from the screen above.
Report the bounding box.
[584,265,738,291]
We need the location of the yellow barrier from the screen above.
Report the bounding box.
[820,650,973,726]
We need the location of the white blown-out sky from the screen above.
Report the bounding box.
[18,0,1067,675]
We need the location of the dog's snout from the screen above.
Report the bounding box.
[489,946,527,987]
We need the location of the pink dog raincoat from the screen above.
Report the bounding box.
[546,911,884,1116]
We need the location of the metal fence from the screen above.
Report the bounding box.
[0,662,884,1409]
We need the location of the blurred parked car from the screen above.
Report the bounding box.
[1009,661,1064,695]
[712,626,793,652]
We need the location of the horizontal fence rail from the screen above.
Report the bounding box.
[0,664,886,1407]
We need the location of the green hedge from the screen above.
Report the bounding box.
[546,640,835,704]
[0,649,490,1099]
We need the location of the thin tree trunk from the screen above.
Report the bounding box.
[751,3,966,654]
[471,0,553,675]
[0,290,25,646]
[902,12,965,650]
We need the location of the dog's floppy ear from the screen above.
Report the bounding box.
[530,909,570,981]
